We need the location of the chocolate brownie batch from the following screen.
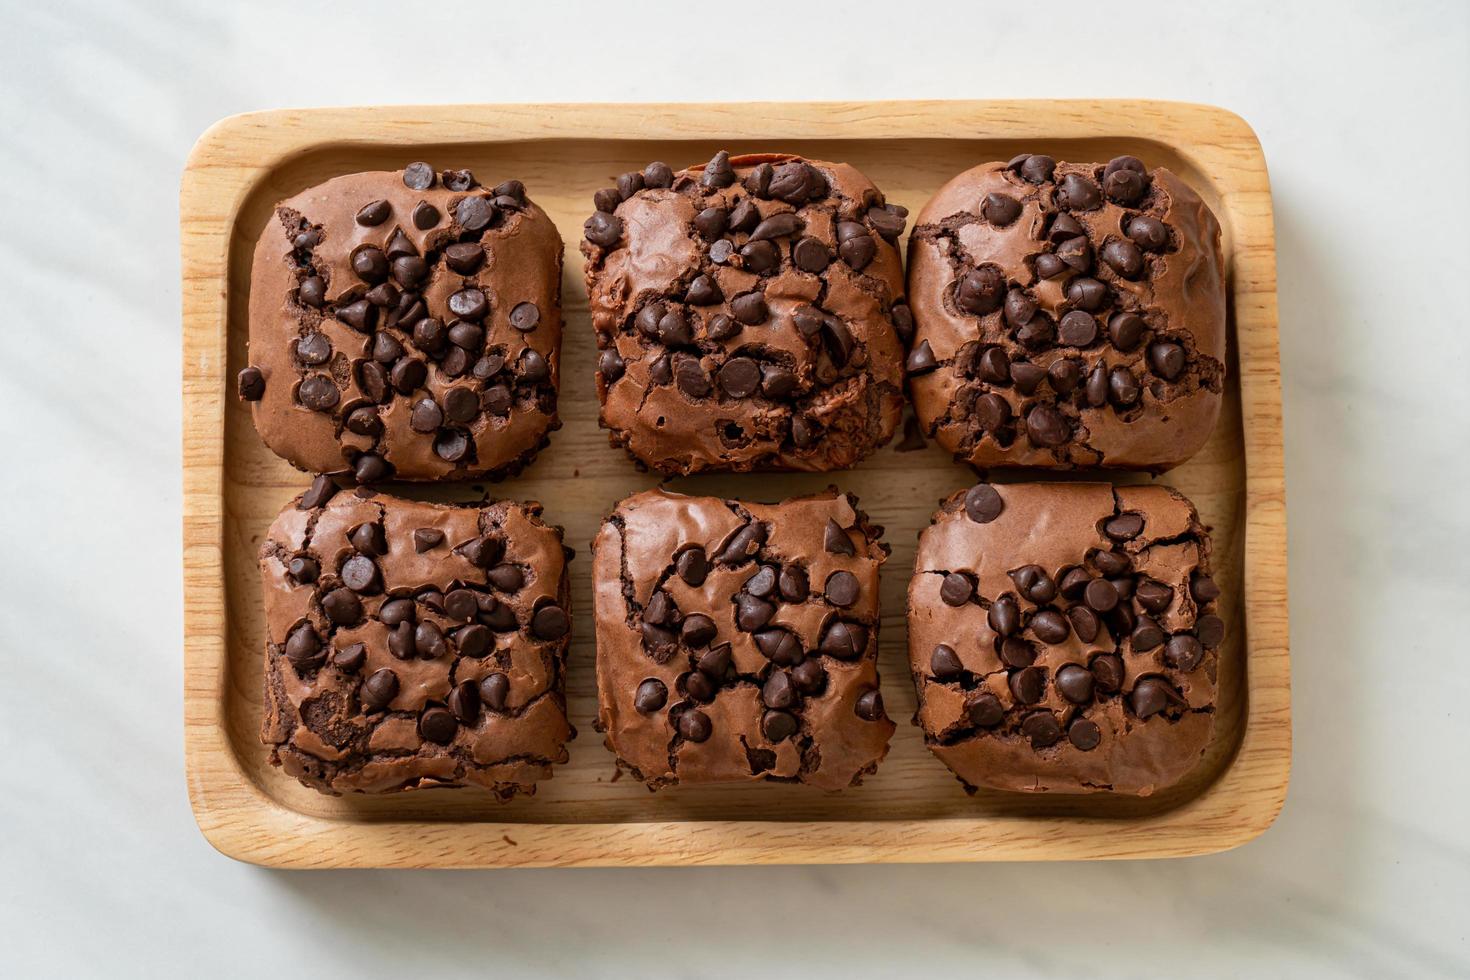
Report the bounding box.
[240,152,1228,799]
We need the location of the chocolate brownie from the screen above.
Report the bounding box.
[241,165,564,483]
[592,488,895,788]
[259,480,574,796]
[908,481,1223,795]
[906,155,1226,472]
[581,152,911,475]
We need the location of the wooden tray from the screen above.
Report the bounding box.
[182,100,1289,867]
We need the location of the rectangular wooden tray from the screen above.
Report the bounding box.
[182,100,1289,867]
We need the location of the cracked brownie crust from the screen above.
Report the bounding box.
[242,165,564,483]
[592,488,895,789]
[581,152,911,475]
[908,482,1223,795]
[259,481,574,796]
[906,155,1226,472]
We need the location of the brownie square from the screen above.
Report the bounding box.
[908,482,1224,795]
[242,164,563,483]
[259,481,573,797]
[592,488,895,788]
[905,155,1226,472]
[581,152,911,475]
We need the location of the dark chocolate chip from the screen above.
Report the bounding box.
[402,162,435,190]
[1090,654,1125,693]
[939,572,975,607]
[931,643,964,680]
[1107,312,1145,352]
[1130,677,1182,718]
[389,357,427,394]
[508,301,541,332]
[332,643,367,673]
[1149,342,1186,380]
[956,265,1006,315]
[448,680,481,725]
[685,275,722,306]
[963,484,1005,524]
[823,519,855,556]
[1025,404,1071,447]
[792,236,831,273]
[1055,664,1094,704]
[379,598,415,627]
[716,521,767,564]
[1034,253,1068,279]
[1021,710,1062,747]
[825,570,861,607]
[237,366,265,400]
[754,629,803,667]
[1069,718,1102,751]
[674,356,712,398]
[866,204,907,242]
[791,659,827,695]
[1066,277,1107,311]
[410,397,443,433]
[1056,173,1102,211]
[761,709,798,742]
[297,276,326,308]
[616,171,644,200]
[352,246,388,283]
[1085,578,1119,612]
[1127,215,1169,251]
[531,604,569,640]
[418,706,457,744]
[361,668,399,711]
[443,386,479,423]
[288,555,319,584]
[1101,239,1144,279]
[1131,616,1165,651]
[734,593,776,632]
[981,192,1022,226]
[583,211,622,248]
[700,151,735,189]
[855,689,885,722]
[1197,614,1226,649]
[818,620,867,660]
[410,201,440,230]
[988,595,1020,637]
[762,670,797,710]
[1192,574,1221,604]
[675,547,709,586]
[680,613,718,649]
[634,678,668,714]
[716,357,760,398]
[1058,311,1098,347]
[1031,609,1071,644]
[414,621,447,660]
[1068,606,1102,643]
[284,623,324,668]
[299,475,338,511]
[1013,154,1055,183]
[1010,565,1057,604]
[1135,579,1174,613]
[352,453,391,484]
[739,239,780,275]
[479,672,510,711]
[643,161,674,188]
[999,636,1037,669]
[1104,167,1149,206]
[749,211,802,242]
[444,242,485,274]
[488,564,524,593]
[1104,513,1145,541]
[297,375,339,412]
[1009,666,1046,704]
[838,226,877,270]
[518,349,549,383]
[906,340,938,376]
[967,692,1006,727]
[454,196,497,232]
[730,292,768,325]
[448,288,488,321]
[1164,634,1205,672]
[598,347,626,383]
[677,708,713,742]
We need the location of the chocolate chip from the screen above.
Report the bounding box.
[409,397,443,434]
[352,453,391,484]
[298,475,337,511]
[379,598,415,627]
[866,203,907,242]
[288,556,319,584]
[1126,215,1169,251]
[855,689,885,722]
[1104,313,1143,352]
[1031,609,1070,644]
[598,348,626,384]
[988,595,1020,636]
[1104,164,1149,206]
[332,643,367,673]
[297,375,339,412]
[818,620,867,660]
[1056,664,1094,704]
[754,629,802,667]
[284,623,323,668]
[531,604,570,640]
[1056,236,1093,273]
[711,356,759,399]
[488,564,524,593]
[683,274,722,307]
[1084,578,1119,613]
[905,340,938,376]
[415,621,448,660]
[454,196,497,233]
[734,593,776,632]
[1056,173,1101,211]
[1104,513,1144,541]
[931,643,964,680]
[411,528,443,554]
[981,192,1022,226]
[749,211,802,242]
[674,546,709,587]
[701,150,735,189]
[782,661,822,698]
[999,636,1037,669]
[760,365,797,400]
[361,668,399,711]
[768,161,820,203]
[480,672,510,711]
[351,246,388,284]
[354,199,392,226]
[1033,253,1067,280]
[444,242,486,275]
[967,692,1005,727]
[446,680,481,725]
[1010,565,1057,604]
[444,589,479,622]
[1068,718,1102,751]
[739,239,780,275]
[634,678,668,714]
[297,276,326,308]
[939,572,975,607]
[1009,666,1046,704]
[1164,634,1205,672]
[708,240,735,265]
[728,199,760,233]
[389,358,427,395]
[584,211,622,248]
[1015,314,1055,350]
[438,387,476,424]
[519,349,550,383]
[643,161,674,188]
[730,291,767,325]
[792,236,832,273]
[418,706,457,744]
[237,366,265,400]
[616,171,644,200]
[1197,614,1226,649]
[403,202,439,232]
[1082,362,1109,408]
[956,265,1006,315]
[825,570,861,607]
[1022,710,1062,747]
[1149,342,1186,380]
[975,347,1009,386]
[838,225,877,270]
[402,162,435,190]
[1131,616,1165,651]
[817,520,853,558]
[1132,579,1173,614]
[716,521,767,564]
[1085,655,1122,695]
[1064,608,1098,645]
[1058,311,1098,347]
[1130,677,1182,718]
[448,288,488,321]
[677,708,713,742]
[1025,404,1071,447]
[1191,574,1221,604]
[1012,154,1055,184]
[674,356,712,398]
[1101,239,1144,279]
[679,613,717,649]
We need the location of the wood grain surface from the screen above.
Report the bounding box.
[181,100,1289,867]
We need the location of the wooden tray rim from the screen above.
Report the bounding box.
[181,99,1290,868]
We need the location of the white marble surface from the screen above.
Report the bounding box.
[2,0,1467,976]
